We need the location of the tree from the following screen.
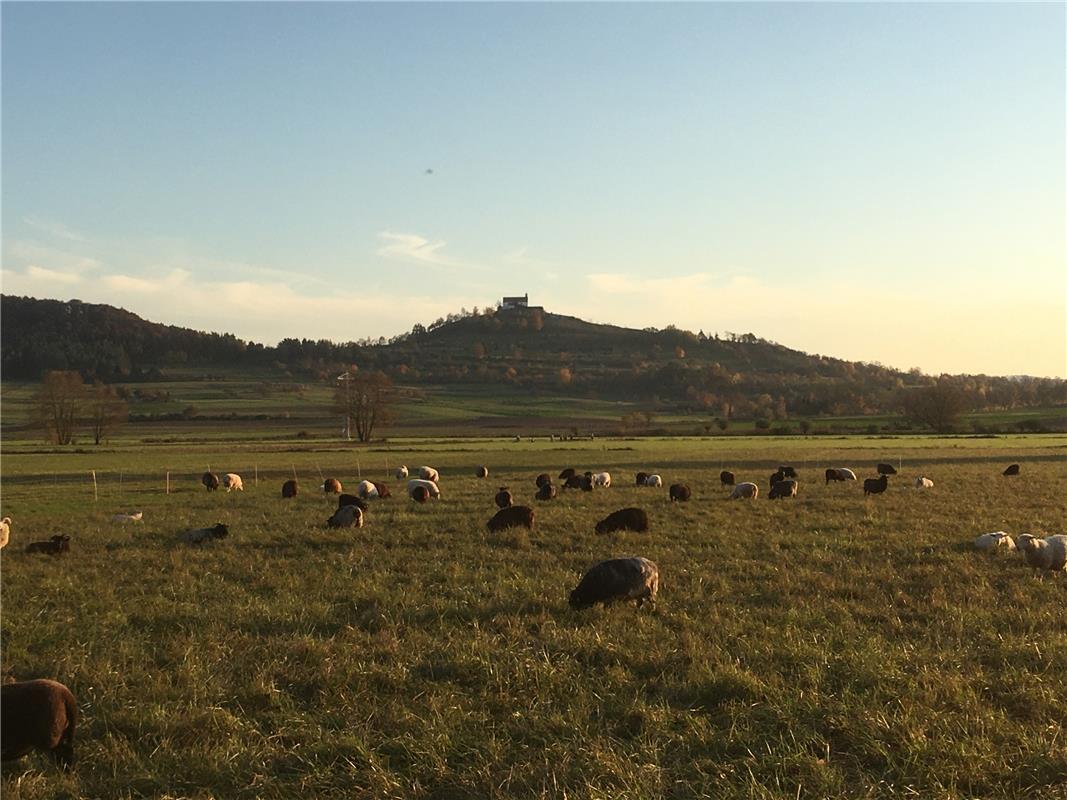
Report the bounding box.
[900,381,968,433]
[334,370,396,442]
[33,370,86,444]
[87,381,129,444]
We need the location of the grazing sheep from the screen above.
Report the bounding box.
[396,465,409,480]
[669,483,691,502]
[595,507,650,535]
[974,532,1015,552]
[569,557,659,610]
[487,505,535,533]
[418,466,440,482]
[322,478,342,494]
[25,535,71,555]
[495,487,514,509]
[371,481,391,499]
[769,470,786,489]
[768,479,798,499]
[914,476,934,489]
[1,679,77,770]
[536,483,558,501]
[563,475,584,490]
[221,473,243,492]
[644,474,663,488]
[180,524,228,544]
[559,468,577,480]
[281,479,299,498]
[327,504,364,529]
[411,486,431,503]
[408,479,440,500]
[719,470,735,487]
[202,472,220,492]
[476,466,489,479]
[356,480,380,500]
[1016,534,1067,571]
[877,463,898,475]
[337,494,370,512]
[592,472,612,488]
[535,473,552,489]
[0,517,9,550]
[730,482,759,500]
[1003,464,1021,476]
[635,472,649,486]
[778,466,798,478]
[863,474,889,496]
[111,511,143,523]
[825,468,857,484]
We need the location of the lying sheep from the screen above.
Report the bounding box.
[569,557,659,610]
[202,472,220,492]
[877,463,898,475]
[396,465,409,480]
[730,482,758,500]
[914,476,934,489]
[1016,534,1066,571]
[111,511,143,523]
[1,679,77,770]
[327,504,364,529]
[0,516,9,549]
[562,475,584,490]
[719,470,735,487]
[595,507,649,535]
[974,532,1015,552]
[592,472,611,488]
[559,468,577,481]
[1003,464,1021,476]
[476,466,489,479]
[281,479,299,498]
[863,475,889,496]
[418,466,440,482]
[580,475,594,492]
[825,468,857,484]
[356,480,380,500]
[181,524,228,544]
[487,505,535,533]
[410,486,431,503]
[337,494,370,512]
[495,487,513,508]
[644,474,663,488]
[323,478,342,494]
[408,479,440,500]
[768,479,798,499]
[25,535,71,554]
[536,483,557,501]
[535,473,552,489]
[669,483,691,502]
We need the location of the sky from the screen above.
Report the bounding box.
[2,2,1064,377]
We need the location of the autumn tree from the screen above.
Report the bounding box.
[900,380,968,433]
[334,370,396,442]
[87,381,129,444]
[33,370,86,444]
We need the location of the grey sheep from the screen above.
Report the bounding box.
[569,557,659,610]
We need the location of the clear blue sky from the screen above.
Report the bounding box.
[2,2,1064,376]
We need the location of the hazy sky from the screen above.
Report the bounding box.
[2,2,1064,377]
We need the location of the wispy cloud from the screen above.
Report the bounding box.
[25,265,82,284]
[23,216,88,243]
[376,231,458,267]
[6,240,101,274]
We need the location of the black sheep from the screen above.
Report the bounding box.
[863,474,889,496]
[595,507,649,535]
[495,488,513,509]
[669,483,691,502]
[281,479,298,498]
[476,466,489,479]
[487,505,535,532]
[535,473,552,489]
[635,471,649,486]
[1003,464,1021,476]
[563,475,584,490]
[769,470,786,489]
[558,468,577,480]
[719,470,735,487]
[1,679,77,770]
[25,535,70,555]
[411,486,430,503]
[778,466,798,478]
[337,494,370,512]
[536,483,558,501]
[877,463,897,475]
[569,557,659,610]
[768,479,798,499]
[202,472,220,492]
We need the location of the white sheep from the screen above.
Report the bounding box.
[592,472,612,488]
[730,482,759,500]
[914,476,934,489]
[111,511,144,523]
[643,474,663,488]
[407,478,441,500]
[1016,534,1067,571]
[222,473,243,492]
[396,465,409,479]
[356,480,380,500]
[974,532,1015,551]
[418,466,440,482]
[327,504,364,529]
[0,517,10,550]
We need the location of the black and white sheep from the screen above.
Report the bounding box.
[487,505,535,533]
[1,679,77,770]
[407,479,440,500]
[569,557,659,610]
[327,505,364,529]
[825,468,857,484]
[356,480,380,500]
[669,483,691,502]
[595,507,649,535]
[643,474,663,488]
[25,535,71,554]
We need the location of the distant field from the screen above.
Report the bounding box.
[2,436,1065,799]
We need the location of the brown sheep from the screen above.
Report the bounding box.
[719,470,735,487]
[669,483,691,502]
[487,505,535,532]
[768,479,798,499]
[1003,464,1021,476]
[411,486,431,503]
[323,478,342,494]
[495,488,514,509]
[1,679,77,770]
[536,483,558,501]
[535,473,552,489]
[281,479,298,498]
[635,471,649,486]
[569,557,659,610]
[25,535,70,555]
[476,466,489,479]
[595,507,649,535]
[371,482,392,499]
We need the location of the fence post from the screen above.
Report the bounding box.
[166,472,170,495]
[91,470,98,502]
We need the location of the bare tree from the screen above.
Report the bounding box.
[33,371,86,444]
[333,370,396,442]
[900,381,968,433]
[87,382,129,444]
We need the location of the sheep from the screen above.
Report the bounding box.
[327,504,364,529]
[669,483,691,502]
[730,482,759,500]
[569,557,659,610]
[580,475,594,492]
[1003,464,1021,476]
[411,486,431,503]
[863,474,889,496]
[25,535,71,555]
[396,465,409,479]
[0,517,9,549]
[595,507,649,535]
[356,480,380,500]
[877,463,898,475]
[337,494,370,512]
[322,478,342,494]
[476,466,489,479]
[592,472,612,488]
[535,473,552,489]
[408,479,440,500]
[487,505,535,533]
[281,479,299,498]
[1,679,77,770]
[418,466,440,482]
[825,468,857,484]
[635,471,649,486]
[111,511,143,523]
[221,473,242,492]
[536,483,558,501]
[495,488,514,509]
[202,472,220,491]
[644,474,663,488]
[769,470,786,489]
[180,524,228,544]
[778,466,798,478]
[559,468,577,480]
[371,482,391,499]
[1016,534,1067,571]
[914,476,934,489]
[562,475,584,490]
[768,479,798,499]
[974,532,1015,552]
[719,470,735,487]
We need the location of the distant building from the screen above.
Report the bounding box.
[501,293,529,310]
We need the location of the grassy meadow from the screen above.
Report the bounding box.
[1,435,1066,799]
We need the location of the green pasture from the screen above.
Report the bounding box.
[2,436,1065,798]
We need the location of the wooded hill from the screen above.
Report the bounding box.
[3,294,1064,420]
